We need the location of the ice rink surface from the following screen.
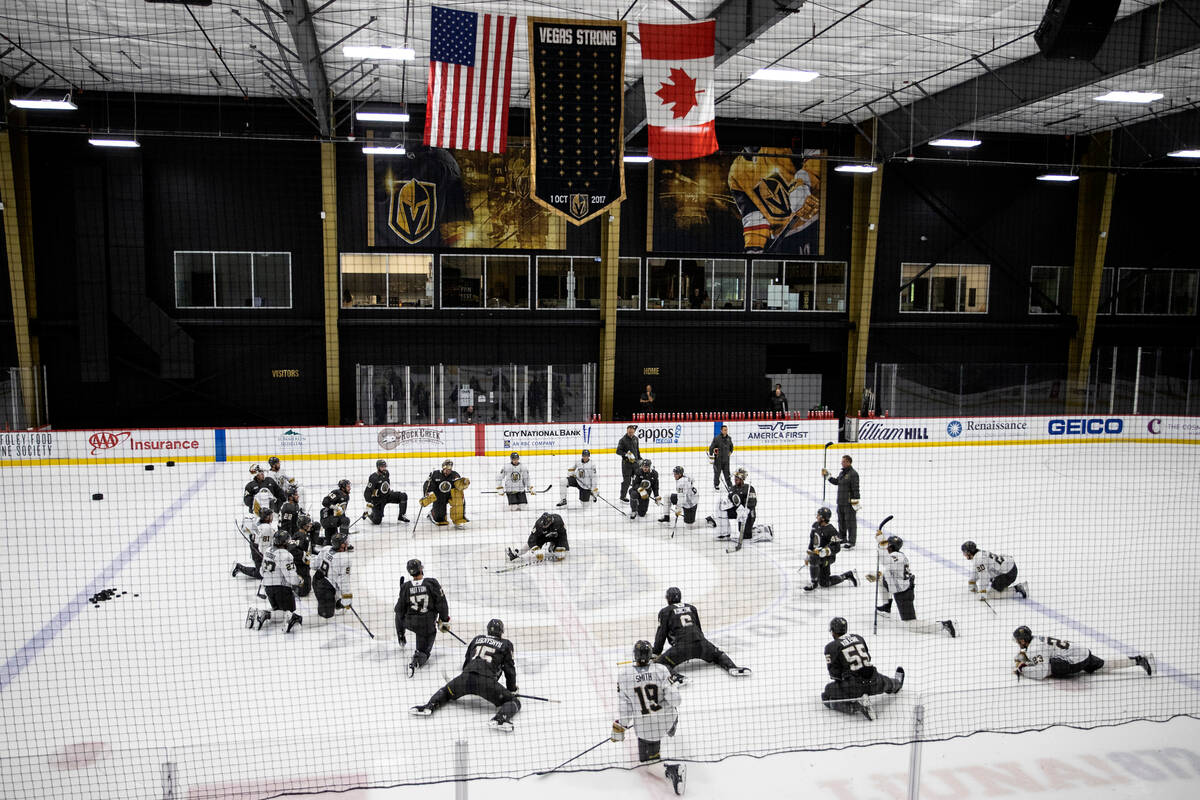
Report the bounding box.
[2,441,1198,799]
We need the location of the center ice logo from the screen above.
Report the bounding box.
[88,431,130,454]
[947,421,963,438]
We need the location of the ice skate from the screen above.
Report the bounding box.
[728,666,752,677]
[488,714,514,733]
[255,609,270,630]
[893,667,905,692]
[285,613,302,633]
[858,697,874,721]
[245,607,258,628]
[556,499,567,507]
[409,705,432,716]
[1014,582,1028,599]
[668,672,689,687]
[506,547,519,561]
[941,620,957,638]
[1135,654,1155,677]
[844,570,858,587]
[665,763,686,795]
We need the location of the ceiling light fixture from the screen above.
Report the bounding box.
[343,46,415,61]
[1167,149,1200,158]
[750,68,819,83]
[835,164,878,174]
[929,137,981,149]
[10,96,78,111]
[89,137,140,148]
[362,145,407,156]
[623,155,652,163]
[1094,91,1163,103]
[356,111,411,123]
[1036,173,1079,182]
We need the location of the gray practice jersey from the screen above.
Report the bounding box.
[251,518,275,554]
[1020,635,1092,680]
[673,475,699,509]
[260,545,300,589]
[879,549,914,594]
[311,546,353,595]
[498,462,531,493]
[970,550,1015,587]
[617,662,680,743]
[568,459,598,490]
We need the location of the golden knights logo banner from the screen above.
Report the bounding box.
[528,17,626,225]
[649,147,826,255]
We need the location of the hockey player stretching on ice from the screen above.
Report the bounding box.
[364,459,409,524]
[246,530,303,633]
[611,640,686,796]
[803,507,856,591]
[319,479,352,545]
[652,587,750,685]
[1012,626,1153,680]
[506,512,569,564]
[868,535,955,637]
[410,618,521,732]
[232,508,275,580]
[628,460,661,520]
[659,466,699,525]
[497,451,532,509]
[420,460,469,526]
[310,531,353,621]
[395,558,451,678]
[962,541,1028,600]
[244,464,284,514]
[822,617,903,720]
[557,449,598,508]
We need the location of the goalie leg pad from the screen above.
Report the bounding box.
[450,488,467,524]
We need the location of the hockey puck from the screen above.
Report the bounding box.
[144,465,154,471]
[91,493,104,501]
[166,461,175,467]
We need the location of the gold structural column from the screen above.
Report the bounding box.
[321,142,341,425]
[1065,133,1116,411]
[844,127,884,417]
[0,129,40,426]
[598,207,621,420]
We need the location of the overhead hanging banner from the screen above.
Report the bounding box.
[528,17,626,225]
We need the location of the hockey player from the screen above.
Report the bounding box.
[310,530,353,620]
[659,466,699,525]
[420,460,469,526]
[868,535,956,638]
[628,459,661,520]
[285,523,312,597]
[395,558,451,677]
[246,530,303,633]
[364,459,409,524]
[962,541,1029,600]
[243,464,285,514]
[278,486,304,536]
[611,640,686,796]
[410,618,521,732]
[1012,626,1153,680]
[319,479,352,545]
[707,424,733,490]
[557,449,598,507]
[497,452,532,509]
[822,617,904,720]
[803,507,856,591]
[506,512,569,564]
[652,587,750,684]
[232,508,276,580]
[616,424,641,501]
[266,456,298,499]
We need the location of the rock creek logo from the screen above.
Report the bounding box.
[378,427,443,450]
[89,431,131,454]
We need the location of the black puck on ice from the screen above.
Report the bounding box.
[166,461,176,467]
[145,465,154,471]
[134,594,139,597]
[92,493,104,501]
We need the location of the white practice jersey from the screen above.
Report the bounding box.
[879,550,914,594]
[673,475,699,509]
[1020,635,1092,680]
[269,467,298,494]
[617,662,680,743]
[568,459,598,490]
[260,545,300,589]
[251,519,275,553]
[311,546,353,595]
[499,463,531,493]
[253,488,276,516]
[970,550,1015,587]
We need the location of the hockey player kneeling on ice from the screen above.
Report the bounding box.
[659,466,699,525]
[395,558,451,678]
[244,464,285,514]
[803,507,856,591]
[507,512,569,564]
[420,460,469,526]
[232,508,273,580]
[868,535,955,638]
[410,618,521,732]
[704,468,768,541]
[612,640,686,796]
[822,617,904,720]
[497,451,532,510]
[652,587,750,684]
[278,486,304,537]
[319,479,352,545]
[628,460,661,520]
[364,459,409,524]
[310,531,353,621]
[962,541,1028,600]
[1012,626,1153,680]
[558,449,599,508]
[246,530,303,633]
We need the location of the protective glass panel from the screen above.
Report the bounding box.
[341,253,388,308]
[646,258,680,310]
[252,253,291,308]
[485,256,529,309]
[214,252,252,307]
[618,258,640,309]
[174,252,213,308]
[388,254,433,308]
[1170,270,1198,315]
[815,261,845,311]
[711,259,746,310]
[442,255,484,308]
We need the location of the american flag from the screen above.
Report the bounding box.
[424,6,516,153]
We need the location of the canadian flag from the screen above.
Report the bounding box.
[640,20,718,160]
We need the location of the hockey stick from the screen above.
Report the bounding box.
[670,509,681,538]
[348,605,375,639]
[443,627,469,646]
[726,515,748,553]
[872,515,894,635]
[822,441,834,501]
[409,503,427,539]
[980,595,998,615]
[515,692,561,703]
[595,492,631,519]
[537,738,610,777]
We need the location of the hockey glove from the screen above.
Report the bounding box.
[626,452,637,463]
[419,493,436,507]
[850,499,860,507]
[707,453,715,464]
[438,620,452,633]
[591,487,600,494]
[610,721,626,742]
[821,468,829,477]
[978,591,989,602]
[968,580,978,592]
[496,486,504,492]
[638,487,649,500]
[341,593,352,608]
[817,547,831,558]
[865,572,879,583]
[398,633,408,646]
[654,496,662,504]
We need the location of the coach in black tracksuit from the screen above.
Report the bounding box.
[823,455,860,548]
[708,425,733,490]
[616,424,641,502]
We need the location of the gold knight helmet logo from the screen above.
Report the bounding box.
[389,178,438,243]
[569,193,589,220]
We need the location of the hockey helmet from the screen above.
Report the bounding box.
[272,530,289,548]
[268,456,281,468]
[961,540,978,557]
[830,617,848,637]
[442,459,454,470]
[640,458,653,470]
[510,451,520,462]
[1013,626,1033,647]
[331,532,349,550]
[633,640,653,667]
[665,586,682,604]
[886,535,903,552]
[338,478,351,492]
[376,459,387,470]
[535,513,554,530]
[406,558,423,577]
[734,467,748,482]
[249,464,263,475]
[817,506,832,523]
[672,465,684,477]
[487,618,505,638]
[581,449,591,459]
[297,514,312,530]
[258,508,274,522]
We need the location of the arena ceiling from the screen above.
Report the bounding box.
[2,1,1198,161]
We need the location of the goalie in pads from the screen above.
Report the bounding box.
[420,460,469,526]
[611,640,686,796]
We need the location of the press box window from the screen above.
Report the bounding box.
[175,251,292,308]
[900,262,989,313]
[537,256,601,309]
[647,258,746,310]
[751,260,846,311]
[340,253,434,308]
[1107,267,1199,315]
[442,255,529,309]
[1030,266,1068,314]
